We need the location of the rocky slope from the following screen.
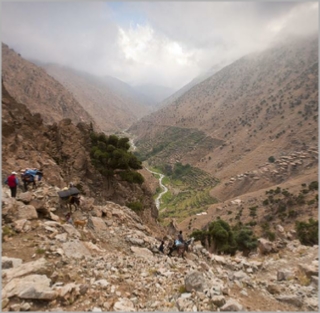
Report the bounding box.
[2,82,158,229]
[1,183,318,312]
[2,43,98,130]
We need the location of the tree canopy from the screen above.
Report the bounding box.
[90,132,144,184]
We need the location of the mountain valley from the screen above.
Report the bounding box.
[1,33,318,312]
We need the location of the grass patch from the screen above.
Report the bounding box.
[35,248,46,254]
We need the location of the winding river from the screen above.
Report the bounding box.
[145,168,168,210]
[127,134,168,210]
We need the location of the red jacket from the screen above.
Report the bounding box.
[7,175,18,187]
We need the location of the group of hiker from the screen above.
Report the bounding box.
[4,168,43,197]
[5,169,190,258]
[158,230,186,256]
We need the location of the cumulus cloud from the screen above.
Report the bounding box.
[1,1,318,90]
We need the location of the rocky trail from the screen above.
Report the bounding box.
[1,183,318,312]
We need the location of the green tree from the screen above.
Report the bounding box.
[90,132,144,184]
[295,218,318,246]
[233,226,258,256]
[207,219,237,255]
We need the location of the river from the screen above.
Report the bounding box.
[145,168,168,210]
[125,133,168,210]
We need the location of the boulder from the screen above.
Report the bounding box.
[90,216,108,231]
[17,205,38,220]
[62,239,91,259]
[276,295,303,308]
[185,271,208,292]
[3,274,56,300]
[113,298,135,312]
[220,299,243,311]
[258,238,276,255]
[3,258,47,281]
[130,246,153,259]
[17,192,33,204]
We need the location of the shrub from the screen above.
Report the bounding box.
[309,181,318,191]
[268,156,275,163]
[295,218,318,246]
[234,226,258,256]
[288,210,298,218]
[266,231,276,241]
[126,201,143,212]
[119,170,144,184]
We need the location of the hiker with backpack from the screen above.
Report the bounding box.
[5,171,19,198]
[176,230,184,246]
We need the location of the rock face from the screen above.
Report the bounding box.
[1,83,159,229]
[1,183,319,312]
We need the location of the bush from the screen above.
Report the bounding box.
[295,218,318,246]
[119,171,144,184]
[234,226,258,256]
[309,181,318,191]
[268,156,275,163]
[126,201,143,212]
[266,231,276,241]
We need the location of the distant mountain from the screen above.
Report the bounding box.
[129,34,318,198]
[2,43,99,130]
[41,64,154,133]
[159,62,226,108]
[132,84,176,105]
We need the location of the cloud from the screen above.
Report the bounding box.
[1,1,318,90]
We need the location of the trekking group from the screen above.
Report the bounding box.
[5,168,43,198]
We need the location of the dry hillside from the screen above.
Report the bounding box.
[2,43,98,131]
[42,64,153,133]
[129,34,318,200]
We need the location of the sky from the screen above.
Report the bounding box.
[1,1,318,91]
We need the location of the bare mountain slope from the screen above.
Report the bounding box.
[159,62,225,109]
[2,43,98,130]
[129,34,318,196]
[42,64,153,133]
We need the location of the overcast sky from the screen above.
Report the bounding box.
[1,1,318,90]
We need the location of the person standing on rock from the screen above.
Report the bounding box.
[5,171,19,198]
[177,231,184,245]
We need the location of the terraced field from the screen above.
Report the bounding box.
[134,126,222,224]
[149,164,219,224]
[134,126,224,166]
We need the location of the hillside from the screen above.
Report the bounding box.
[41,64,153,133]
[159,62,225,109]
[129,34,318,202]
[1,43,99,131]
[1,83,159,229]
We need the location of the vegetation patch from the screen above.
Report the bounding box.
[295,218,318,246]
[191,219,258,256]
[90,132,144,184]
